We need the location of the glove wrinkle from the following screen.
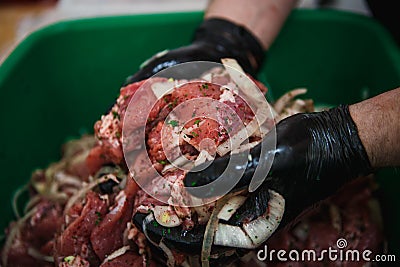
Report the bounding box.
[306,105,373,188]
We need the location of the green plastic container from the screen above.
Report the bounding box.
[1,9,399,256]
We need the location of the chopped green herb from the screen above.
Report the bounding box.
[95,211,102,225]
[167,120,179,127]
[112,111,120,119]
[194,119,201,126]
[64,256,75,264]
[152,221,159,227]
[167,228,171,234]
[115,132,121,138]
[191,181,197,186]
[191,131,199,137]
[158,160,167,165]
[168,98,178,108]
[202,83,209,89]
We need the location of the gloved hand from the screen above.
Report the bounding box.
[124,18,265,85]
[184,104,373,227]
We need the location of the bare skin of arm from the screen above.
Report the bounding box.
[205,0,298,50]
[350,87,400,168]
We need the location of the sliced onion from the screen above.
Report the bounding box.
[214,224,253,248]
[101,245,130,264]
[231,140,261,154]
[55,171,83,187]
[151,81,175,98]
[162,155,193,175]
[159,241,176,267]
[220,58,258,99]
[217,110,269,156]
[219,89,236,103]
[201,196,230,267]
[217,195,247,221]
[194,150,214,167]
[201,73,212,82]
[142,214,159,247]
[216,58,271,156]
[242,190,285,247]
[242,216,275,248]
[109,191,126,215]
[12,184,29,219]
[1,208,37,266]
[221,58,270,113]
[64,175,109,214]
[193,202,214,225]
[27,247,54,262]
[273,88,307,114]
[153,206,182,227]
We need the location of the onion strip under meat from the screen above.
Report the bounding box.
[101,245,130,264]
[216,58,271,156]
[201,191,243,267]
[12,184,29,219]
[27,247,54,263]
[273,88,307,114]
[1,207,37,267]
[201,198,226,267]
[64,175,109,213]
[159,241,176,267]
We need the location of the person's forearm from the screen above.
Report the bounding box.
[204,0,297,50]
[349,88,400,168]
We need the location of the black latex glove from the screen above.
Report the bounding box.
[124,18,265,85]
[184,105,373,227]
